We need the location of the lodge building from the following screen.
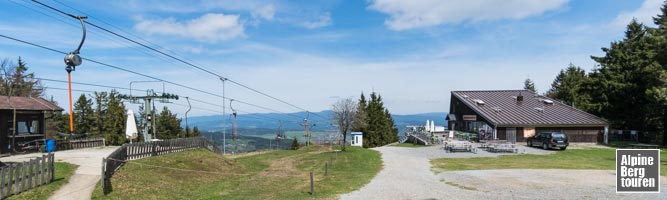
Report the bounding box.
[446,90,608,143]
[0,96,62,155]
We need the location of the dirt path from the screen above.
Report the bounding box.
[340,145,666,200]
[46,146,119,200]
[1,147,119,200]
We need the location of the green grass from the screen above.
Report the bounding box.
[92,146,382,199]
[431,148,667,176]
[390,142,429,148]
[8,162,77,200]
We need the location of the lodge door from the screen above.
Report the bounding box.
[507,127,516,144]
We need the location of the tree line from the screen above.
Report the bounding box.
[332,92,398,150]
[0,57,200,145]
[538,2,667,145]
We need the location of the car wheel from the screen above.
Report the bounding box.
[542,143,548,150]
[527,140,532,147]
[560,147,567,151]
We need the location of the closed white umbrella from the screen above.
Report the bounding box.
[126,109,138,143]
[425,120,430,132]
[430,121,435,133]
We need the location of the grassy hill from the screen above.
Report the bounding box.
[92,146,381,199]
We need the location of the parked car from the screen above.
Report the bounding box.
[527,132,569,150]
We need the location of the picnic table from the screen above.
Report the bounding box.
[444,142,477,153]
[487,143,519,153]
[629,143,659,149]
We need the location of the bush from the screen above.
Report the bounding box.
[291,137,299,150]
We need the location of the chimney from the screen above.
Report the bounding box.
[517,92,524,101]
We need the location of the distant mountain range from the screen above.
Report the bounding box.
[185,111,448,132]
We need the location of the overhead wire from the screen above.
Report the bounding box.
[0,34,307,120]
[30,0,325,119]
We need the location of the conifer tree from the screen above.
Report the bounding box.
[155,106,183,139]
[523,78,536,93]
[546,64,589,107]
[73,94,94,134]
[103,90,127,145]
[0,57,43,97]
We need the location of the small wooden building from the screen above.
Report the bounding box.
[0,96,62,155]
[350,132,363,147]
[447,90,608,143]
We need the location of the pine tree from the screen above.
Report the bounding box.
[651,1,667,145]
[91,91,109,135]
[351,93,368,133]
[590,19,663,131]
[523,78,537,93]
[291,137,299,150]
[103,90,127,145]
[546,64,589,107]
[73,94,94,134]
[362,92,396,148]
[155,106,183,139]
[192,126,201,137]
[0,57,43,97]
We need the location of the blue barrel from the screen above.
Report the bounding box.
[46,139,55,152]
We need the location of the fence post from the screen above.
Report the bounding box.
[101,158,106,195]
[49,153,54,182]
[310,171,314,195]
[325,162,328,176]
[20,161,26,193]
[7,164,13,195]
[152,142,157,157]
[0,166,5,199]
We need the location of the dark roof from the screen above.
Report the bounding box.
[0,96,63,111]
[451,90,607,127]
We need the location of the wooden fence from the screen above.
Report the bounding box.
[56,137,106,151]
[0,153,55,199]
[102,137,222,195]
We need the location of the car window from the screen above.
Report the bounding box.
[552,133,566,139]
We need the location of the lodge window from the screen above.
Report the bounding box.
[11,115,42,135]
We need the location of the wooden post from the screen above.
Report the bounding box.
[49,153,54,182]
[20,161,26,193]
[7,164,13,195]
[325,162,328,176]
[309,171,314,195]
[28,160,32,189]
[152,142,157,157]
[0,166,5,199]
[101,158,106,195]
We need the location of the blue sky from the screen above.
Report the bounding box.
[0,0,662,118]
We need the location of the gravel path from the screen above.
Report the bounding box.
[340,144,666,200]
[1,146,119,200]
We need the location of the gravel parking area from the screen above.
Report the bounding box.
[439,169,666,199]
[340,143,666,200]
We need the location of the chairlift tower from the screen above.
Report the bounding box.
[120,89,178,141]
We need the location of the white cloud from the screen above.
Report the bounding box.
[612,0,662,29]
[368,0,569,30]
[252,4,275,21]
[299,13,332,29]
[134,13,245,43]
